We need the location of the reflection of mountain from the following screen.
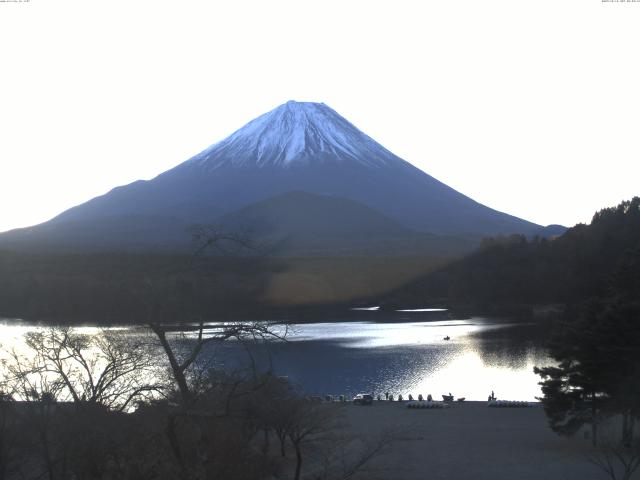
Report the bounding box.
[0,101,544,255]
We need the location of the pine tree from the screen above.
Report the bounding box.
[535,248,640,446]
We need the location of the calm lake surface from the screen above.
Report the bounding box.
[0,313,552,401]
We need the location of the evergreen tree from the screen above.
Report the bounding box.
[534,300,615,445]
[535,246,640,446]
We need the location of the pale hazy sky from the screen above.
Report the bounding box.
[1,0,639,233]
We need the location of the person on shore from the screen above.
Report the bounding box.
[385,392,389,400]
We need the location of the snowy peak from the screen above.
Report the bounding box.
[185,101,406,170]
[0,99,544,253]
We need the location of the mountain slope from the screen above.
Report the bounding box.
[0,101,544,253]
[218,191,474,256]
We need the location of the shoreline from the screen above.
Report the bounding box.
[338,401,601,479]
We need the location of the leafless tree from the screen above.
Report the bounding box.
[1,328,167,480]
[283,400,340,480]
[147,225,287,407]
[309,428,396,480]
[8,327,165,412]
[2,346,67,404]
[588,439,640,480]
[149,321,288,410]
[188,224,259,259]
[255,396,394,480]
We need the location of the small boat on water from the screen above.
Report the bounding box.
[443,335,450,341]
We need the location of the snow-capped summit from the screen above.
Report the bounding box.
[0,101,546,254]
[186,101,403,170]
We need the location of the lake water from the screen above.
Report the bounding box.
[0,313,552,402]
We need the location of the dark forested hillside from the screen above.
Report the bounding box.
[387,197,640,309]
[0,249,450,323]
[0,252,279,323]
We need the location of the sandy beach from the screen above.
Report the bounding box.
[341,401,603,480]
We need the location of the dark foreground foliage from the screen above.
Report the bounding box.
[0,325,390,480]
[534,233,640,461]
[0,379,345,480]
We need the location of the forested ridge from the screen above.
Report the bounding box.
[389,197,640,310]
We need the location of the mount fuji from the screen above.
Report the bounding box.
[0,101,550,254]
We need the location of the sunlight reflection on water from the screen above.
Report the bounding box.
[258,318,551,401]
[0,317,551,401]
[285,319,504,348]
